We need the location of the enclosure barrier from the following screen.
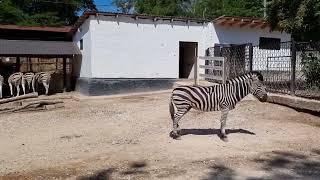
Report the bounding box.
[195,56,226,85]
[202,41,320,100]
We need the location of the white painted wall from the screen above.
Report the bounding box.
[73,15,291,79]
[213,24,291,71]
[214,25,291,45]
[73,17,92,78]
[89,15,210,78]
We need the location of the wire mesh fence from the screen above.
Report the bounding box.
[206,41,320,100]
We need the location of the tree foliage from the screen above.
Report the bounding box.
[134,0,188,17]
[266,0,320,41]
[112,0,135,14]
[0,0,96,26]
[193,0,264,19]
[131,0,263,18]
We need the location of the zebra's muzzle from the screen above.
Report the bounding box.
[259,94,268,102]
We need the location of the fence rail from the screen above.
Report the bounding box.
[197,56,226,84]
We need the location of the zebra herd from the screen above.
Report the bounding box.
[169,71,268,141]
[0,71,54,98]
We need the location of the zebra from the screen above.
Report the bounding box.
[0,74,3,98]
[8,72,26,96]
[23,72,35,92]
[32,71,55,95]
[169,72,268,141]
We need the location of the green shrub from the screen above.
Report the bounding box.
[301,52,320,89]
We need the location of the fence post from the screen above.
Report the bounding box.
[194,56,199,85]
[63,57,67,92]
[248,43,253,72]
[290,40,297,95]
[222,57,226,84]
[16,57,20,72]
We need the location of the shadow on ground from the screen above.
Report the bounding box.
[203,149,320,180]
[77,161,148,180]
[176,128,255,136]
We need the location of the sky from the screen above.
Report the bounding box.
[94,0,118,12]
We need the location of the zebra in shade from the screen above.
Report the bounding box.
[0,74,3,98]
[23,72,34,92]
[169,72,268,141]
[32,71,55,95]
[8,72,26,96]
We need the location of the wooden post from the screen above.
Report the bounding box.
[248,43,253,72]
[28,58,32,72]
[63,57,67,92]
[16,57,20,72]
[194,56,199,85]
[222,57,226,84]
[290,40,296,95]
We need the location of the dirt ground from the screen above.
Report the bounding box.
[0,91,320,180]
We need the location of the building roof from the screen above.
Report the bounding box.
[0,39,81,57]
[72,11,210,32]
[0,24,72,33]
[213,16,270,29]
[72,11,274,32]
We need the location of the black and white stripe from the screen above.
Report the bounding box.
[169,72,267,140]
[32,71,54,95]
[0,74,3,98]
[8,72,25,96]
[23,72,34,91]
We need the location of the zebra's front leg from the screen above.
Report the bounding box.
[219,107,229,142]
[43,82,49,95]
[22,83,26,95]
[16,85,20,97]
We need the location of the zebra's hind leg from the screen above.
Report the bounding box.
[0,84,2,98]
[9,83,13,96]
[219,107,229,142]
[171,107,190,140]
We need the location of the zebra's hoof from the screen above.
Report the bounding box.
[169,131,181,140]
[174,136,181,140]
[219,134,228,142]
[220,136,228,142]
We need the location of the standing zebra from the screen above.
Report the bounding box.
[23,72,34,92]
[0,74,3,98]
[8,72,25,96]
[169,72,267,141]
[32,71,54,95]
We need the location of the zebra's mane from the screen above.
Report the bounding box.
[227,71,264,84]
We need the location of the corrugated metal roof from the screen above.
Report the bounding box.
[0,25,72,33]
[0,39,81,56]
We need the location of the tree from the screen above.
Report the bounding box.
[266,0,320,41]
[193,0,264,19]
[132,0,264,18]
[134,0,188,17]
[0,0,96,26]
[112,0,135,14]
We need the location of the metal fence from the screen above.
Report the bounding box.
[206,41,320,100]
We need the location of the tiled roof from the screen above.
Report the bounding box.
[0,39,81,56]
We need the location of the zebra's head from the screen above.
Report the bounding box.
[250,72,267,102]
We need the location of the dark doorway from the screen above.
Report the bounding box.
[179,42,198,79]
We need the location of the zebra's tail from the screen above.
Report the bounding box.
[169,93,176,120]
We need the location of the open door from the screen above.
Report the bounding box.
[179,42,198,79]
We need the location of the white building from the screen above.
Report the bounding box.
[72,12,291,95]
